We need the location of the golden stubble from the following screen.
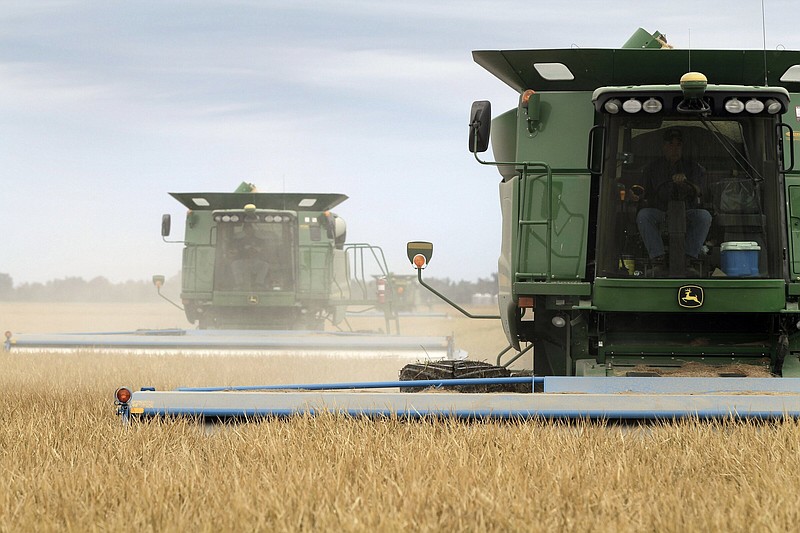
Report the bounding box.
[3,304,800,532]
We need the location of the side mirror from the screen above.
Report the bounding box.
[468,101,491,153]
[406,241,433,269]
[161,214,171,237]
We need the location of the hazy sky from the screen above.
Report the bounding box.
[2,0,797,285]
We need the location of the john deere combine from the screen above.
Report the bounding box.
[115,29,800,420]
[159,182,387,331]
[7,183,452,358]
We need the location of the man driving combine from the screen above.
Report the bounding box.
[230,223,271,289]
[634,128,711,275]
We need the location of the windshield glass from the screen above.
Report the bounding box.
[214,220,296,291]
[596,114,782,279]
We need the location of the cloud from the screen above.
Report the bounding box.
[2,0,799,284]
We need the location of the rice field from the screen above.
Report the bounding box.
[3,303,800,532]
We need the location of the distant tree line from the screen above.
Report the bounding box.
[0,272,498,304]
[423,273,499,305]
[0,273,181,302]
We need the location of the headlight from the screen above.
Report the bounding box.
[725,98,744,113]
[604,98,621,114]
[642,98,662,113]
[622,98,642,113]
[745,98,765,113]
[765,98,782,114]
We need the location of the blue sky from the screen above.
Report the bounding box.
[1,1,797,284]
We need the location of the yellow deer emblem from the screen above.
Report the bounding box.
[678,285,704,308]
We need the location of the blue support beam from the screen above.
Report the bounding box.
[119,377,800,421]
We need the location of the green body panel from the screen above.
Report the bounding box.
[212,292,299,306]
[298,244,332,294]
[516,93,594,170]
[593,278,786,312]
[514,172,590,280]
[490,109,518,180]
[786,177,800,280]
[181,245,215,293]
[513,281,591,296]
[495,94,593,285]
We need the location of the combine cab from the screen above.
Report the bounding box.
[114,29,800,421]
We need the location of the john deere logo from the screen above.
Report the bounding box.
[678,285,703,308]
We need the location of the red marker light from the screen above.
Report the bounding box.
[413,254,426,269]
[115,387,132,404]
[521,89,536,105]
[518,296,535,309]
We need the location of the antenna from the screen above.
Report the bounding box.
[688,28,691,71]
[762,0,768,85]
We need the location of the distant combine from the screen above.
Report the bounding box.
[6,182,453,360]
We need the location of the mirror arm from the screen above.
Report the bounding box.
[414,266,499,320]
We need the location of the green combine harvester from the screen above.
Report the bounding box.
[159,182,387,331]
[115,29,800,420]
[6,183,453,358]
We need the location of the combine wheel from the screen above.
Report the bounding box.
[399,360,532,393]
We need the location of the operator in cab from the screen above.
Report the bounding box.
[230,223,271,289]
[632,128,711,276]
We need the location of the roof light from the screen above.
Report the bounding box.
[230,215,240,222]
[725,98,744,114]
[745,98,765,114]
[780,65,800,83]
[642,98,662,113]
[533,62,574,81]
[622,99,642,113]
[222,215,231,222]
[604,99,621,114]
[765,98,782,114]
